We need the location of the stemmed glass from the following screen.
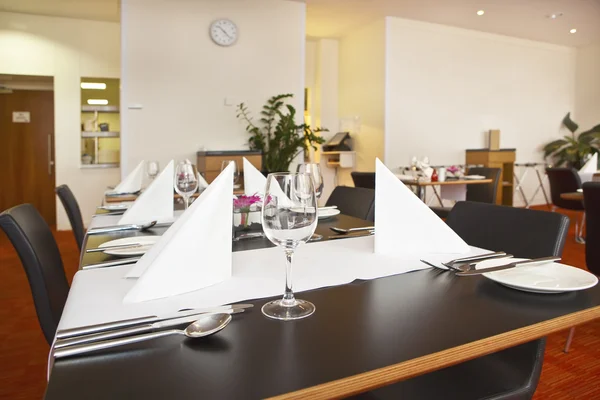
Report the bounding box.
[174,161,199,210]
[297,163,324,240]
[261,173,318,321]
[147,161,160,181]
[221,160,240,186]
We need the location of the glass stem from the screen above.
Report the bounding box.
[184,196,189,210]
[282,249,296,306]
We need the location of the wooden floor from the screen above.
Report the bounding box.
[0,206,598,399]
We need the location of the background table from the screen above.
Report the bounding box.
[561,192,583,201]
[400,178,493,204]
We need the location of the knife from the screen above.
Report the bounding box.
[54,308,245,349]
[82,257,142,270]
[55,304,254,339]
[456,256,561,276]
[326,231,374,240]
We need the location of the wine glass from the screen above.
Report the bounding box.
[297,163,324,240]
[174,161,199,210]
[146,161,160,181]
[221,160,240,185]
[261,173,318,321]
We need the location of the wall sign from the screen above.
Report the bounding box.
[12,111,31,123]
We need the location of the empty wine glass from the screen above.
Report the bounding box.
[261,173,317,321]
[147,161,160,180]
[221,160,239,185]
[174,161,199,210]
[297,163,324,240]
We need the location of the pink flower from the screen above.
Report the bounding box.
[233,194,262,211]
[447,165,460,174]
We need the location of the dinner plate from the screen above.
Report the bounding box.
[99,236,160,257]
[463,175,486,180]
[318,208,341,220]
[476,258,598,294]
[100,203,131,211]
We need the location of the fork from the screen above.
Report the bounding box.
[442,252,510,272]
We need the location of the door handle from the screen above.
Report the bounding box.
[48,134,55,175]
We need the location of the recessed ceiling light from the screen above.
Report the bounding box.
[87,99,109,105]
[477,10,485,16]
[570,28,577,34]
[547,13,564,19]
[81,82,106,90]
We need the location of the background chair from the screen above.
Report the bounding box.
[431,167,501,219]
[360,201,569,400]
[0,204,70,345]
[351,172,376,189]
[325,186,375,222]
[55,185,85,251]
[546,167,585,243]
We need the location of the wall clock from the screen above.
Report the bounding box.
[210,19,238,47]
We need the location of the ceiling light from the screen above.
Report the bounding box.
[81,82,106,90]
[547,13,563,19]
[477,10,485,16]
[87,99,108,105]
[570,28,577,34]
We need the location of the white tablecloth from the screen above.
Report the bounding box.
[57,236,484,330]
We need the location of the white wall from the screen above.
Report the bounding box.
[575,44,600,131]
[384,17,576,206]
[121,0,306,176]
[0,12,121,229]
[339,19,386,179]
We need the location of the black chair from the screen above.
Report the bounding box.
[351,172,376,189]
[360,201,569,400]
[584,182,600,275]
[431,167,501,219]
[0,204,70,345]
[546,168,585,243]
[55,185,85,251]
[325,186,375,222]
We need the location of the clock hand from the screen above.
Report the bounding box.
[217,26,231,39]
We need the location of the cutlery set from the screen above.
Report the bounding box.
[52,304,253,358]
[423,253,561,276]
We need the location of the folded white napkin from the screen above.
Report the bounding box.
[197,173,209,190]
[123,162,234,303]
[118,161,175,225]
[113,160,145,194]
[580,153,597,173]
[375,158,470,255]
[243,157,266,196]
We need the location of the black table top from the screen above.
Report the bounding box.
[46,215,600,400]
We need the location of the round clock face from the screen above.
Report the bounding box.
[210,19,238,47]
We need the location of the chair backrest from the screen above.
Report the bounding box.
[55,185,85,251]
[465,167,501,204]
[447,201,569,258]
[545,167,584,210]
[351,172,376,189]
[0,204,69,344]
[584,182,600,275]
[325,186,375,222]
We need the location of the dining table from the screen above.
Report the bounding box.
[561,191,583,201]
[398,177,493,204]
[44,209,600,400]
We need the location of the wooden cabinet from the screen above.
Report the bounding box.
[466,149,516,206]
[196,150,262,191]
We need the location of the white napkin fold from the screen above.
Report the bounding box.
[374,158,470,255]
[243,157,266,196]
[113,160,145,194]
[123,162,234,303]
[580,153,597,173]
[197,173,209,190]
[118,161,175,225]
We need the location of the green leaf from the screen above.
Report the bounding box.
[562,112,579,133]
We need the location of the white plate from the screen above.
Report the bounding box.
[463,175,486,180]
[100,203,131,211]
[318,208,341,220]
[99,236,160,257]
[476,258,598,294]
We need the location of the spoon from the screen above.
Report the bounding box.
[87,220,158,235]
[330,226,375,234]
[53,313,233,359]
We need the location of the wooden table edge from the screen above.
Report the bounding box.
[560,192,583,201]
[267,305,600,400]
[401,179,493,187]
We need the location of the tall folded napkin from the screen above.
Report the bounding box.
[118,161,175,225]
[580,153,597,173]
[243,157,266,196]
[198,173,209,190]
[123,162,234,303]
[375,158,469,255]
[113,160,145,194]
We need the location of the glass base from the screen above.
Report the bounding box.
[309,233,323,242]
[261,299,316,321]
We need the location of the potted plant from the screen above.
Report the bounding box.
[236,94,327,173]
[543,113,600,169]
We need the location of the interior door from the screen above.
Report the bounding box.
[0,90,56,225]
